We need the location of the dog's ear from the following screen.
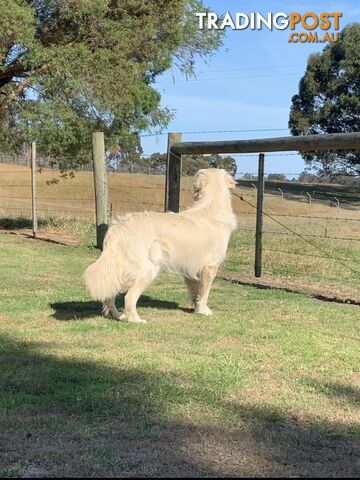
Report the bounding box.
[194,170,209,193]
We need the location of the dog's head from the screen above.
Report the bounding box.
[193,168,236,199]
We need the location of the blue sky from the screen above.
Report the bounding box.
[142,0,360,176]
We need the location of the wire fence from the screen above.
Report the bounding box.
[0,160,359,299]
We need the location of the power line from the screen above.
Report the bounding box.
[212,64,303,73]
[162,64,304,76]
[157,72,302,84]
[182,128,290,135]
[122,127,291,139]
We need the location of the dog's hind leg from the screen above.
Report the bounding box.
[124,267,158,324]
[102,297,123,320]
[195,265,218,316]
[184,278,199,308]
[124,280,150,324]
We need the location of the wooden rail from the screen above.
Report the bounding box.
[171,132,360,156]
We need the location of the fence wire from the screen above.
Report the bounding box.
[1,162,359,298]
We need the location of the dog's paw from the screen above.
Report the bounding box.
[112,312,126,321]
[128,316,147,324]
[195,305,213,316]
[102,308,113,319]
[123,312,147,323]
[103,308,125,321]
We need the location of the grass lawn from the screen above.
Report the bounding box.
[0,233,359,477]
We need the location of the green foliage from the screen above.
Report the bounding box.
[298,171,320,183]
[182,153,237,176]
[105,150,237,176]
[182,154,210,175]
[208,153,237,176]
[289,24,360,175]
[108,134,143,173]
[142,152,167,174]
[267,173,287,182]
[0,1,222,168]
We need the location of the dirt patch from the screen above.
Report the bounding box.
[219,270,360,306]
[0,228,79,246]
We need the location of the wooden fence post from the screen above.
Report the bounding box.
[306,192,312,229]
[92,131,108,250]
[165,132,183,212]
[31,142,38,238]
[255,153,265,278]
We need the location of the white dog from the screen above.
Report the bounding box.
[84,168,237,323]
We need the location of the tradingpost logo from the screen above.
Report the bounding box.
[196,11,343,44]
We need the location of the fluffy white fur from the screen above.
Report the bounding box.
[84,168,237,323]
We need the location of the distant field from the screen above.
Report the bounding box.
[1,163,360,219]
[0,163,172,219]
[238,179,360,208]
[0,163,359,298]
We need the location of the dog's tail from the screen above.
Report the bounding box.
[84,248,122,302]
[84,253,120,301]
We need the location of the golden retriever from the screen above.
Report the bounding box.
[84,168,237,323]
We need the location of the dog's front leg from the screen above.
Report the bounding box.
[195,265,218,316]
[184,278,199,308]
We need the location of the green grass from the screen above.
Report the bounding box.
[0,233,359,477]
[224,227,360,298]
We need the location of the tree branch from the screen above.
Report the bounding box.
[0,64,29,87]
[0,64,50,112]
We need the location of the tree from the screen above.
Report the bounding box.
[180,153,237,176]
[267,173,286,182]
[108,134,143,174]
[207,153,237,176]
[298,171,319,183]
[182,154,210,175]
[142,152,167,174]
[0,1,222,168]
[240,173,257,180]
[289,24,360,175]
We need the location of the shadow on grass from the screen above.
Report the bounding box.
[303,379,360,407]
[0,217,78,246]
[0,217,48,230]
[51,296,193,321]
[138,295,193,313]
[0,334,359,478]
[50,301,101,320]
